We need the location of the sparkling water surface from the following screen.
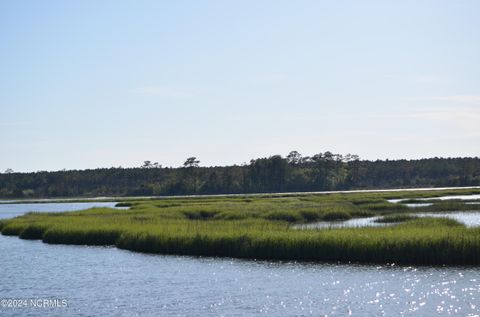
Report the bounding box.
[1,203,479,316]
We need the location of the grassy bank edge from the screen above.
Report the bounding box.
[1,218,479,266]
[2,187,480,266]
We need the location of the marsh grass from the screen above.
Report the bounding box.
[400,199,432,204]
[375,214,418,223]
[362,202,410,213]
[322,210,351,221]
[2,188,480,265]
[416,201,478,212]
[115,202,133,207]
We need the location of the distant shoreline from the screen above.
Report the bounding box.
[1,185,480,204]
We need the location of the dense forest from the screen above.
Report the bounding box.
[1,151,479,198]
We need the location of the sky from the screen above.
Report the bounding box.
[1,0,479,172]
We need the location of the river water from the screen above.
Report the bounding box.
[1,203,480,316]
[294,211,480,229]
[0,202,125,219]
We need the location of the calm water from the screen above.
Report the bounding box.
[293,216,385,229]
[294,212,480,229]
[415,212,480,228]
[421,194,480,201]
[1,203,480,316]
[388,194,480,204]
[0,202,126,219]
[405,203,433,208]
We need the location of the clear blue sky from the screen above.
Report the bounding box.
[1,0,479,172]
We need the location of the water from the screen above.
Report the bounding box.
[405,203,433,208]
[388,194,480,204]
[415,212,480,228]
[294,212,480,229]
[293,217,385,229]
[421,194,480,201]
[1,203,480,316]
[0,202,127,219]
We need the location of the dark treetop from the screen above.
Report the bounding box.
[1,152,479,198]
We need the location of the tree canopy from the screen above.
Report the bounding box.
[1,152,479,198]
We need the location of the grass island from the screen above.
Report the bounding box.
[2,188,480,265]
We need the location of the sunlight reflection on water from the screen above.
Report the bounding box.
[1,203,480,316]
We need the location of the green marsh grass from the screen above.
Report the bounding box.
[415,201,479,212]
[374,214,418,223]
[321,210,351,221]
[2,188,480,265]
[115,202,134,207]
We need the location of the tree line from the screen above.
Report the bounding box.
[1,151,479,198]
